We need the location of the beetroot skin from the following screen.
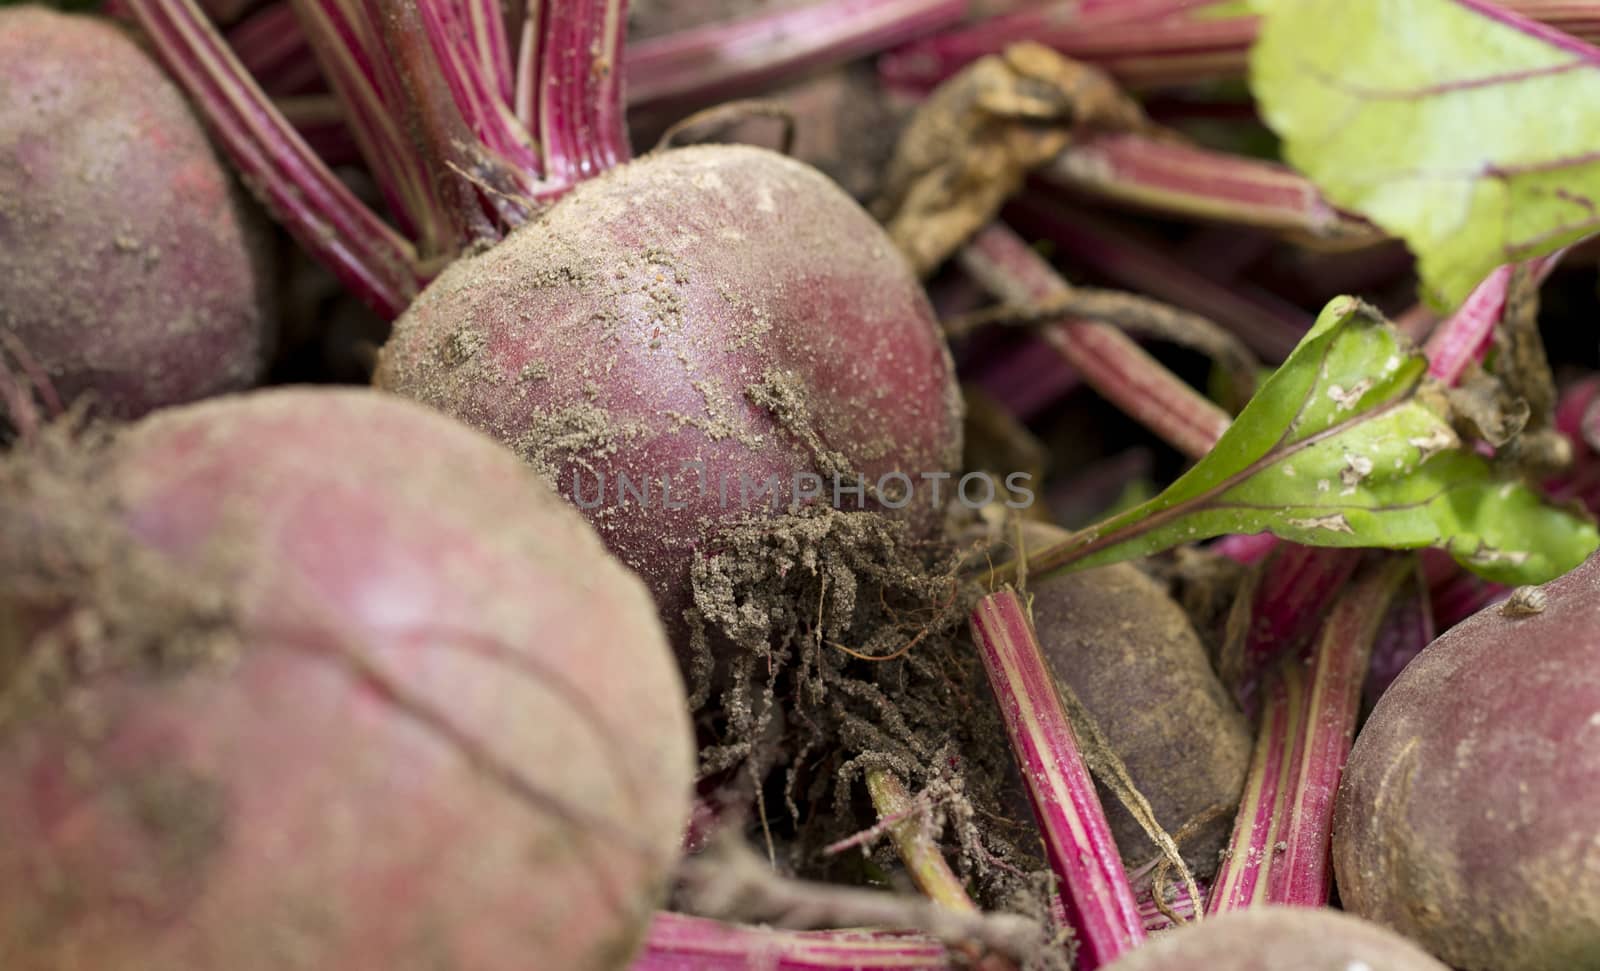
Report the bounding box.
[0,7,276,419]
[1102,907,1448,971]
[376,144,962,640]
[0,389,693,971]
[1334,553,1600,971]
[1027,540,1251,878]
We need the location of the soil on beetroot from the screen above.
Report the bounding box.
[682,502,1058,912]
[375,144,964,659]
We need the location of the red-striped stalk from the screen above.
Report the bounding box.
[1038,135,1379,248]
[124,0,631,318]
[880,0,1600,92]
[970,588,1145,969]
[1209,558,1409,911]
[1003,200,1310,362]
[633,913,956,970]
[626,0,969,111]
[960,223,1232,461]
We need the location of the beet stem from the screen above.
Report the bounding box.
[1361,566,1435,709]
[1131,867,1207,932]
[1270,558,1409,905]
[880,2,1256,92]
[960,223,1231,461]
[137,0,632,315]
[863,771,1022,971]
[125,0,424,317]
[864,769,980,914]
[1227,545,1362,710]
[1205,664,1301,913]
[970,588,1145,969]
[1423,250,1564,383]
[522,0,631,183]
[1002,201,1309,362]
[374,2,535,244]
[1211,557,1410,911]
[283,0,453,246]
[632,912,956,970]
[1040,134,1380,247]
[880,0,1600,91]
[227,2,325,96]
[413,0,541,174]
[625,0,968,112]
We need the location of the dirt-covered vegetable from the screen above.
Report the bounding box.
[1100,907,1449,971]
[0,388,693,971]
[1334,552,1600,971]
[1027,524,1250,879]
[0,6,276,420]
[375,143,961,644]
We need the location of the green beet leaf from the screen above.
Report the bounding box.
[1249,0,1600,309]
[1021,296,1598,585]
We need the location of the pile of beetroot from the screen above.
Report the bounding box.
[4,0,1600,969]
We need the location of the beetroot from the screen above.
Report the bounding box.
[1101,907,1448,971]
[1333,553,1600,971]
[1027,526,1251,878]
[121,1,960,645]
[375,144,961,638]
[0,6,276,420]
[0,388,693,971]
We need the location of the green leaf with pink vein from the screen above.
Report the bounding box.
[1004,297,1598,586]
[1248,0,1600,308]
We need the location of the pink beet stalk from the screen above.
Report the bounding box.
[1423,251,1565,383]
[124,0,423,316]
[1004,200,1309,362]
[126,0,632,318]
[1210,559,1410,912]
[960,223,1232,460]
[634,913,955,970]
[1135,875,1208,933]
[970,588,1145,969]
[1363,567,1435,708]
[1039,135,1380,247]
[967,336,1084,421]
[1232,545,1362,707]
[880,0,1600,91]
[879,0,1256,92]
[1268,559,1409,905]
[1205,667,1299,913]
[626,0,969,111]
[228,3,324,96]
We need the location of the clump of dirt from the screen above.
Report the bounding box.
[686,504,1049,909]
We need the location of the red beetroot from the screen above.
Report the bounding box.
[0,6,276,420]
[123,1,961,646]
[0,389,693,971]
[374,144,960,637]
[1101,907,1448,971]
[1334,552,1600,971]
